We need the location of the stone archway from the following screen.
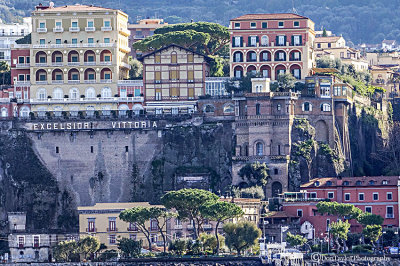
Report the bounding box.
[271,181,283,197]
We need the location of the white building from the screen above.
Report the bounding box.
[0,17,32,65]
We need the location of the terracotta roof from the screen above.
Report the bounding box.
[315,36,342,43]
[263,211,298,218]
[34,4,118,13]
[302,176,400,188]
[220,198,261,203]
[138,44,213,62]
[231,13,309,21]
[311,68,340,74]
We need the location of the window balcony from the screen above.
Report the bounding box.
[37,28,47,33]
[36,81,48,85]
[84,62,96,66]
[121,62,130,69]
[86,228,97,233]
[101,26,113,31]
[52,62,63,67]
[53,27,64,33]
[127,227,138,232]
[100,61,112,66]
[84,80,96,84]
[203,224,213,230]
[68,80,80,84]
[16,63,30,68]
[52,80,64,84]
[85,27,96,32]
[386,214,394,219]
[100,79,112,83]
[35,63,48,67]
[67,62,80,66]
[118,96,144,103]
[67,44,80,48]
[69,27,80,32]
[149,227,158,232]
[14,81,31,86]
[119,27,130,36]
[290,57,301,61]
[107,228,118,232]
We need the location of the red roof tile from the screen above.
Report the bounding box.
[231,13,309,21]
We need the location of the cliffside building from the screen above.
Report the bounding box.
[27,3,136,118]
[78,202,167,250]
[140,44,211,114]
[229,13,316,80]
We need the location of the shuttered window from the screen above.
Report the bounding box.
[188,71,194,82]
[170,87,179,97]
[155,55,161,63]
[187,54,194,63]
[170,70,178,80]
[171,53,177,63]
[155,71,161,82]
[188,88,194,98]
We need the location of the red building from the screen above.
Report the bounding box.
[11,45,31,117]
[229,13,315,80]
[117,80,144,115]
[282,176,400,238]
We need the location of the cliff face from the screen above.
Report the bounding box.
[288,118,346,191]
[0,131,64,232]
[0,120,234,231]
[133,122,234,203]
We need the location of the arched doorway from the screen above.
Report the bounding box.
[271,181,283,197]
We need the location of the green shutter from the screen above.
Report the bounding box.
[284,36,287,45]
[248,36,251,47]
[232,37,235,47]
[276,36,279,46]
[291,36,294,46]
[299,35,303,45]
[240,37,243,47]
[256,36,259,44]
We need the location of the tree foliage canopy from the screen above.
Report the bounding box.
[117,238,143,258]
[223,221,261,255]
[316,201,363,220]
[238,162,270,187]
[286,232,307,248]
[363,224,382,245]
[357,213,384,226]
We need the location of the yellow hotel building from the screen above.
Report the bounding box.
[29,4,131,117]
[78,202,167,250]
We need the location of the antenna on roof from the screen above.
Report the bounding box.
[292,0,298,14]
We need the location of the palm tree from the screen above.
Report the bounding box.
[0,61,10,85]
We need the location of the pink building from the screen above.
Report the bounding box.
[117,80,144,115]
[229,13,315,80]
[282,176,400,238]
[11,45,31,117]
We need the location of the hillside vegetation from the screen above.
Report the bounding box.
[6,0,400,45]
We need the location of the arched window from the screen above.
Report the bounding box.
[256,103,261,115]
[102,105,111,116]
[53,88,63,99]
[255,142,263,155]
[118,104,129,116]
[20,106,30,117]
[223,103,234,114]
[314,181,320,187]
[69,88,79,99]
[326,181,332,186]
[102,87,112,98]
[86,106,95,117]
[54,106,62,117]
[382,180,388,185]
[261,35,269,46]
[37,88,47,100]
[302,102,312,112]
[343,181,349,186]
[321,103,331,112]
[1,107,8,117]
[356,180,362,185]
[69,107,78,117]
[369,180,376,185]
[37,107,47,118]
[86,87,95,99]
[133,104,144,115]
